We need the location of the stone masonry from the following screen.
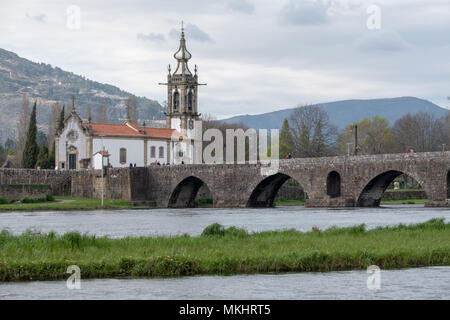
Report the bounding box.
[1,151,450,208]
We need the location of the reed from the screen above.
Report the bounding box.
[0,219,449,281]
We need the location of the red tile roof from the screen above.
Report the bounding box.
[82,121,186,140]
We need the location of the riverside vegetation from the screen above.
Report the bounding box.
[0,196,135,211]
[0,219,449,281]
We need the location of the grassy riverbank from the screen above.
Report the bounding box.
[0,196,135,211]
[0,219,449,281]
[380,198,427,205]
[273,198,427,206]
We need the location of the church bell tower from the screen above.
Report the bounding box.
[162,23,205,139]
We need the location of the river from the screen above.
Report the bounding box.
[0,204,449,237]
[1,267,449,299]
[1,204,449,300]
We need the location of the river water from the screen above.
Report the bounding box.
[0,204,449,237]
[1,205,449,299]
[1,267,449,299]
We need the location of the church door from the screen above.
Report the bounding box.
[69,154,77,170]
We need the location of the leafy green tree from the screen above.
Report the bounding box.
[36,144,50,169]
[22,101,39,168]
[338,116,395,155]
[279,118,294,158]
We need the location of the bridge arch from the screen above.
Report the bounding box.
[357,170,428,207]
[168,176,211,208]
[246,172,307,207]
[326,171,341,198]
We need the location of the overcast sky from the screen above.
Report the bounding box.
[0,0,449,118]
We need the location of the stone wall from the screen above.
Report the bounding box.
[0,184,51,202]
[0,169,71,196]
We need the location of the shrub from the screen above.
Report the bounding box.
[0,198,8,205]
[202,223,225,236]
[201,223,248,237]
[46,195,55,202]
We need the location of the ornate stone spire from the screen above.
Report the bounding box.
[173,22,192,76]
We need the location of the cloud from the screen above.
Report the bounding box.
[354,30,412,52]
[227,0,255,14]
[279,0,330,26]
[169,23,213,43]
[26,13,46,23]
[137,32,165,42]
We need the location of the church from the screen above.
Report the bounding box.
[55,26,202,170]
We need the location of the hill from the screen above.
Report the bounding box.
[0,48,165,143]
[221,97,449,130]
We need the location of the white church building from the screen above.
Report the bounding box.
[55,26,202,170]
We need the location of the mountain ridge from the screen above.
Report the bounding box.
[221,97,449,130]
[0,47,165,143]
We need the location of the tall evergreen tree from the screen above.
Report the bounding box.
[36,144,50,169]
[279,118,295,158]
[58,105,65,132]
[22,101,39,168]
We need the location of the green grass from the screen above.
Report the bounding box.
[0,219,449,281]
[194,198,214,208]
[0,196,136,211]
[275,198,306,206]
[380,198,427,205]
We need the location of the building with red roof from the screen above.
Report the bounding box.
[55,26,202,169]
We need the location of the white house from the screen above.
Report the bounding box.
[55,26,202,170]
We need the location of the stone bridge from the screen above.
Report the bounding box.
[2,151,450,207]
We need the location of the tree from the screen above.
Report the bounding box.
[15,94,30,166]
[338,116,395,155]
[48,102,61,148]
[393,112,445,152]
[126,95,138,123]
[98,100,108,123]
[37,130,48,148]
[289,104,337,157]
[58,105,65,132]
[87,105,92,122]
[36,144,50,169]
[48,141,55,169]
[22,101,39,168]
[279,118,294,158]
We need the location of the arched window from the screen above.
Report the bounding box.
[150,146,156,158]
[187,89,193,111]
[173,90,180,112]
[159,146,164,158]
[120,148,127,164]
[327,171,341,198]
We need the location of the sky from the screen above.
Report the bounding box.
[0,0,449,119]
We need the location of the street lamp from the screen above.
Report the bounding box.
[98,134,106,207]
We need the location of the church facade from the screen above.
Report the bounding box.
[55,27,202,170]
